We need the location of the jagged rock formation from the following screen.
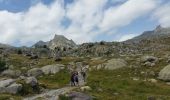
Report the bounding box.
[0,79,22,94]
[33,34,77,50]
[48,35,77,50]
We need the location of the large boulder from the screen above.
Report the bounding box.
[158,65,170,81]
[41,64,64,75]
[0,79,22,94]
[0,79,15,87]
[6,83,22,94]
[27,68,43,77]
[104,59,127,70]
[141,56,158,67]
[1,69,21,78]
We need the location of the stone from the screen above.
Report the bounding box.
[0,79,22,94]
[104,59,127,70]
[141,71,145,74]
[166,82,170,85]
[149,71,155,76]
[27,68,43,77]
[1,69,21,78]
[132,77,139,81]
[21,67,27,70]
[141,56,158,63]
[141,56,158,67]
[80,86,92,91]
[148,79,157,83]
[158,64,170,81]
[113,93,119,96]
[19,76,26,80]
[143,62,155,67]
[41,64,64,75]
[6,83,22,94]
[25,77,38,86]
[0,79,15,87]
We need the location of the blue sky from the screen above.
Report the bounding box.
[0,0,169,46]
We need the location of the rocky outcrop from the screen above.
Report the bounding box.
[92,58,127,70]
[27,68,43,77]
[104,59,127,70]
[23,87,76,100]
[41,64,64,75]
[158,65,170,81]
[141,56,158,67]
[0,79,15,87]
[1,69,21,78]
[0,79,22,94]
[5,83,22,94]
[48,34,77,50]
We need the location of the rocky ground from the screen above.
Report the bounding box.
[0,53,170,100]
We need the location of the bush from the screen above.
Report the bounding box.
[0,58,7,72]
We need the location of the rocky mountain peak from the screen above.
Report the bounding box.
[153,25,170,35]
[48,34,77,50]
[154,25,162,32]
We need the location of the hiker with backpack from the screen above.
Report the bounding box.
[70,71,79,86]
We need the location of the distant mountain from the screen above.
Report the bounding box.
[32,40,48,48]
[33,34,77,50]
[128,25,170,43]
[0,43,13,49]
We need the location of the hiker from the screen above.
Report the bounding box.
[71,71,76,86]
[70,71,79,86]
[74,71,79,86]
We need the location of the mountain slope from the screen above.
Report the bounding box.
[128,25,170,43]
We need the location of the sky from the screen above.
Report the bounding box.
[0,0,170,46]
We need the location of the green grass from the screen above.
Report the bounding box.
[38,70,70,89]
[86,69,170,100]
[4,53,170,100]
[0,94,22,100]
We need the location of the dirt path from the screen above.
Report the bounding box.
[23,86,77,100]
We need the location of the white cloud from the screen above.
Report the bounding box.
[100,0,158,32]
[118,34,137,41]
[153,3,170,27]
[0,0,65,46]
[0,0,160,46]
